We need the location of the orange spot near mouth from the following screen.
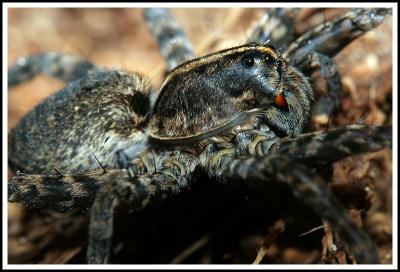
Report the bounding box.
[274,94,287,109]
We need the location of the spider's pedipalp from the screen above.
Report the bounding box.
[8,52,100,87]
[144,8,195,71]
[285,8,391,66]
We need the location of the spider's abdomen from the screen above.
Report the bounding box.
[9,70,152,174]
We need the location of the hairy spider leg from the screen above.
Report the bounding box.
[302,52,342,127]
[198,124,391,264]
[144,8,195,71]
[8,164,196,264]
[87,182,117,264]
[8,52,101,87]
[246,8,300,50]
[283,8,390,128]
[89,150,198,264]
[209,153,381,264]
[284,8,390,65]
[271,125,392,166]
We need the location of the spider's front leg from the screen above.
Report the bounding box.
[271,124,392,166]
[285,8,390,66]
[232,124,391,164]
[284,8,390,126]
[8,52,101,87]
[201,124,391,264]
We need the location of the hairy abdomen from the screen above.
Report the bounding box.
[9,70,152,174]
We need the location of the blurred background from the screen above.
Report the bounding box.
[7,8,393,264]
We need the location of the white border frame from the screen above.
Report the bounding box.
[3,2,398,270]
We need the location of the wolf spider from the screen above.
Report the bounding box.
[7,8,392,264]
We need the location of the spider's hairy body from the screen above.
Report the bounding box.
[9,70,152,174]
[7,7,392,264]
[9,43,312,174]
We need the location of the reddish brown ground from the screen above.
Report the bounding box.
[7,8,393,264]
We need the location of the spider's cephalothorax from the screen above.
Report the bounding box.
[7,8,392,265]
[149,43,313,148]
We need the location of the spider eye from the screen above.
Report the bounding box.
[264,54,275,65]
[276,59,283,68]
[242,56,255,67]
[274,93,288,110]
